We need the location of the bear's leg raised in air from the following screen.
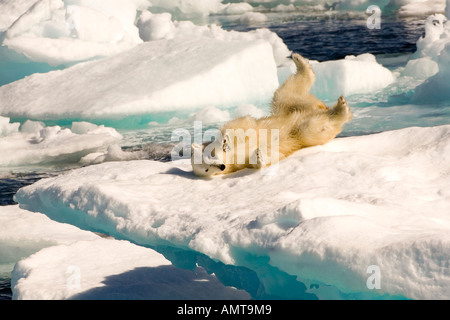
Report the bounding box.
[271,53,327,115]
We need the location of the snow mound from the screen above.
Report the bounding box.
[15,125,450,299]
[310,53,395,100]
[0,37,278,120]
[0,117,122,167]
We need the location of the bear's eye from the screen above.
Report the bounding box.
[205,169,209,172]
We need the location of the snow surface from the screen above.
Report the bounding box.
[0,37,278,120]
[15,125,450,299]
[0,117,122,167]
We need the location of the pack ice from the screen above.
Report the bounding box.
[15,125,450,299]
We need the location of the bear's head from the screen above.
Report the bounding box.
[191,138,228,177]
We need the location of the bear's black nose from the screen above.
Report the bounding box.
[220,164,226,171]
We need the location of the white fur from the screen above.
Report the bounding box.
[192,53,353,177]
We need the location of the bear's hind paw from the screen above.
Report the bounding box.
[292,53,309,69]
[332,95,352,119]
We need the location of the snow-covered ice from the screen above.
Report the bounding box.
[382,13,450,104]
[11,237,251,300]
[310,53,395,100]
[1,0,147,66]
[0,205,98,274]
[1,206,249,300]
[237,12,269,25]
[0,37,278,120]
[0,117,122,167]
[15,125,450,299]
[411,14,450,103]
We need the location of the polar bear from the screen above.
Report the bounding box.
[191,53,353,177]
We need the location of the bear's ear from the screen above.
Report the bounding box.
[191,143,202,154]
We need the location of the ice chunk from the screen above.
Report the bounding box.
[0,205,99,271]
[137,11,174,41]
[219,3,254,15]
[187,106,231,125]
[0,37,278,120]
[1,0,146,66]
[237,12,268,25]
[413,42,450,103]
[414,14,448,60]
[15,125,450,299]
[0,116,20,137]
[385,0,446,17]
[11,238,251,300]
[401,56,439,79]
[310,53,395,100]
[271,4,297,12]
[409,14,450,103]
[0,118,122,167]
[2,205,248,300]
[234,104,267,118]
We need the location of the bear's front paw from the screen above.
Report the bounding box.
[253,148,266,169]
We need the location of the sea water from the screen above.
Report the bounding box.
[0,11,438,300]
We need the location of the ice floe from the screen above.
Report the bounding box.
[0,37,278,120]
[15,125,450,299]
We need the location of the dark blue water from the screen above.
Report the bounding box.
[0,14,428,300]
[0,280,12,300]
[269,17,425,61]
[0,172,61,206]
[221,14,425,61]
